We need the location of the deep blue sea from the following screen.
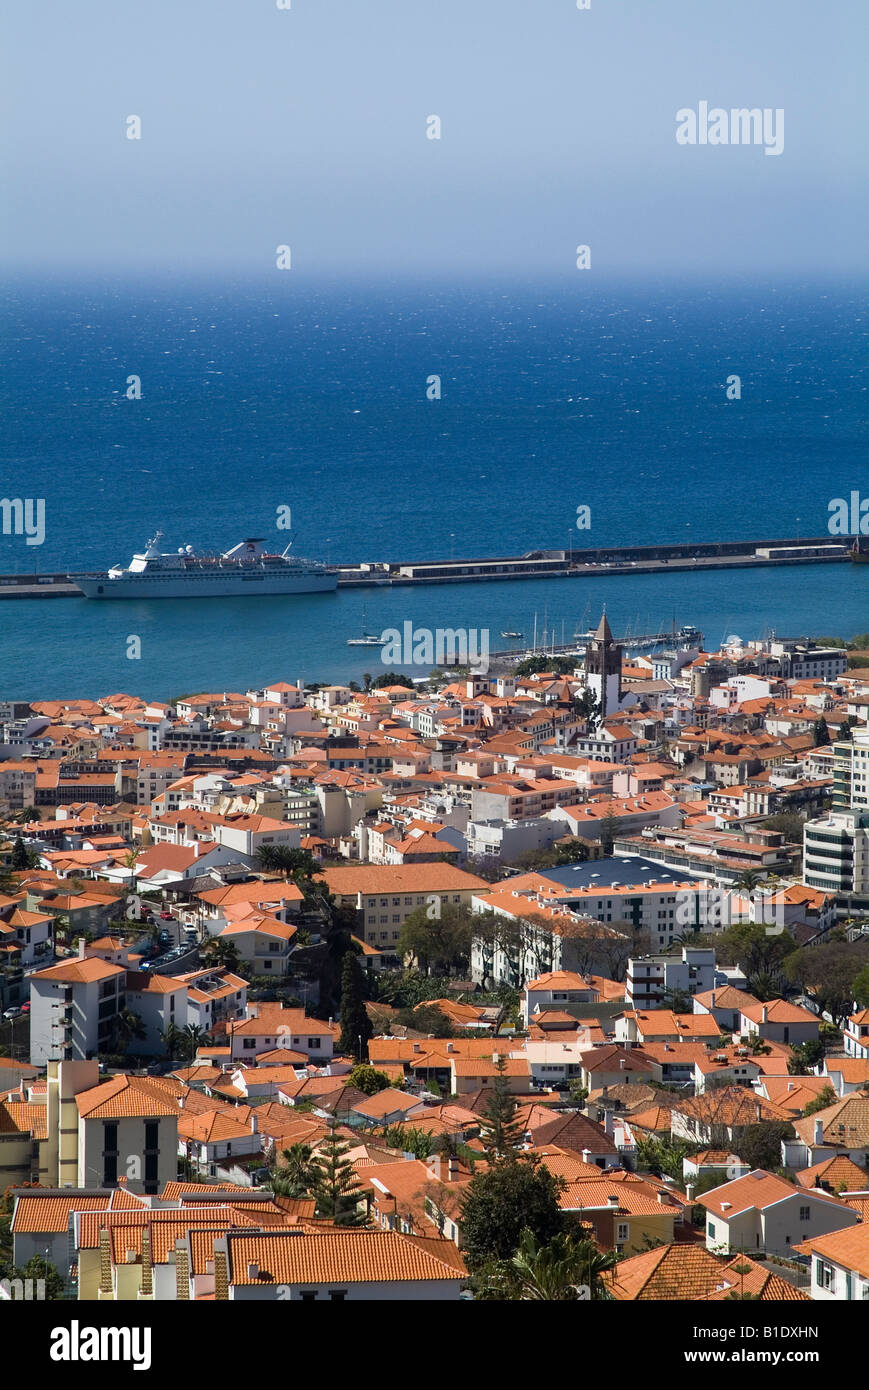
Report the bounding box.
[2,274,868,699]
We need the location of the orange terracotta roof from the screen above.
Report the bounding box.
[12,1193,111,1232]
[225,1229,466,1285]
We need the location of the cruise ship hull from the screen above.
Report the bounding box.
[72,572,338,599]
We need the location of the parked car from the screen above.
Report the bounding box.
[158,929,173,946]
[20,1002,30,1013]
[159,911,174,920]
[2,1006,22,1020]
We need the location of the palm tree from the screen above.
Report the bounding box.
[159,1022,186,1061]
[273,1142,318,1196]
[107,1008,147,1053]
[181,1024,208,1061]
[510,1227,617,1301]
[255,845,281,874]
[201,936,241,973]
[746,970,782,1004]
[257,846,318,884]
[734,870,763,897]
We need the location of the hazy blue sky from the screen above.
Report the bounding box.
[3,0,866,277]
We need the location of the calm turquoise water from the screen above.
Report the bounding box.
[2,274,867,698]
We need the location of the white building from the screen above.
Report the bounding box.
[797,1223,869,1301]
[625,947,716,1010]
[29,946,127,1064]
[699,1169,859,1258]
[803,809,869,894]
[843,1009,869,1059]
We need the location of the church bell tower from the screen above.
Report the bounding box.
[585,610,622,721]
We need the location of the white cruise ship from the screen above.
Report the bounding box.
[71,532,338,599]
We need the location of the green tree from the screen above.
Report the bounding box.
[273,1142,318,1197]
[338,950,372,1061]
[634,1135,697,1182]
[478,1055,525,1163]
[159,1022,186,1061]
[107,1008,146,1053]
[460,1159,566,1274]
[371,672,415,690]
[599,805,623,856]
[180,1023,208,1061]
[735,1121,795,1171]
[201,936,242,973]
[348,1063,391,1096]
[311,1123,367,1225]
[394,1003,455,1037]
[572,688,601,732]
[803,1086,837,1116]
[746,971,783,1004]
[854,964,869,1009]
[567,1080,589,1109]
[381,1124,435,1160]
[813,717,831,747]
[397,902,476,977]
[783,939,869,1025]
[508,1226,617,1301]
[256,846,318,883]
[9,1253,66,1300]
[760,812,807,845]
[788,1039,825,1074]
[11,837,30,871]
[553,837,591,865]
[718,922,796,978]
[659,987,692,1013]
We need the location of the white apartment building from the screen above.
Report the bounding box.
[29,947,127,1064]
[625,947,716,1010]
[803,809,869,894]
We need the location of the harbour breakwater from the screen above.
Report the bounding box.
[0,534,849,599]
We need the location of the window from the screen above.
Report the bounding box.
[300,1291,318,1301]
[616,1223,629,1242]
[799,1205,810,1222]
[816,1260,835,1291]
[307,1038,321,1049]
[243,1038,256,1050]
[707,1221,716,1239]
[103,1122,118,1185]
[328,1290,348,1301]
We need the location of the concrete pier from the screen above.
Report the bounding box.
[0,536,851,598]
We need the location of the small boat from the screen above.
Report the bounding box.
[850,538,869,564]
[347,607,389,646]
[500,630,524,640]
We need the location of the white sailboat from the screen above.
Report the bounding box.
[347,607,388,647]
